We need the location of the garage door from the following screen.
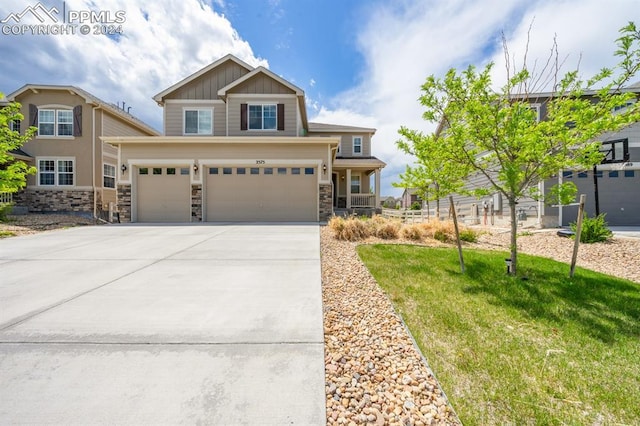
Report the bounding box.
[206,166,317,221]
[136,166,191,222]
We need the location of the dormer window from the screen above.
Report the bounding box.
[184,109,213,135]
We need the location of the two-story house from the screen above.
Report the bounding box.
[442,84,640,227]
[4,85,159,217]
[103,54,386,222]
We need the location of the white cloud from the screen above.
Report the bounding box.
[310,0,640,196]
[309,78,316,87]
[0,0,267,131]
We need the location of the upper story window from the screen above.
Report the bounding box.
[241,103,284,131]
[529,104,541,122]
[38,109,73,137]
[353,136,363,155]
[249,104,277,130]
[38,158,74,186]
[184,109,213,135]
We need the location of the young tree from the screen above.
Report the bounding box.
[0,94,36,194]
[395,128,469,218]
[404,22,640,275]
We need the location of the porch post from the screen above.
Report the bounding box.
[346,168,352,209]
[375,169,381,209]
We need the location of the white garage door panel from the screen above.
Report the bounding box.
[137,167,191,222]
[206,167,317,222]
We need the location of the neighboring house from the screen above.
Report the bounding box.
[3,85,159,217]
[401,188,424,209]
[442,85,640,227]
[103,54,386,222]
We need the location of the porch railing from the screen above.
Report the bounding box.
[351,194,376,207]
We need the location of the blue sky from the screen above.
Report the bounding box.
[1,0,638,196]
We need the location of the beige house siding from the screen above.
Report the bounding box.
[227,96,298,137]
[227,74,296,95]
[165,61,251,100]
[164,101,226,136]
[308,132,372,157]
[118,142,330,166]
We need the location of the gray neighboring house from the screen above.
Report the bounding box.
[442,84,640,227]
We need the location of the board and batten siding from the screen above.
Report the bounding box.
[227,96,297,137]
[164,102,226,136]
[228,74,297,95]
[166,61,251,100]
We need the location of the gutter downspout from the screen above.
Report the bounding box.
[92,105,99,219]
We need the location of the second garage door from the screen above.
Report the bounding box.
[137,166,191,222]
[206,166,317,221]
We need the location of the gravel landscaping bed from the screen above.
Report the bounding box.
[0,214,98,237]
[321,224,639,425]
[321,227,460,425]
[472,228,640,283]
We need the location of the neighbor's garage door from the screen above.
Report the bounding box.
[137,166,191,222]
[206,166,317,221]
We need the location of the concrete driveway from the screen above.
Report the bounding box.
[0,224,325,425]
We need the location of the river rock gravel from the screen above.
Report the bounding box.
[321,227,460,425]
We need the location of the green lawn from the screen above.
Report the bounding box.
[357,244,640,425]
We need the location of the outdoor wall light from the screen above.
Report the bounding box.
[193,163,199,173]
[341,175,345,180]
[323,164,327,173]
[121,164,127,173]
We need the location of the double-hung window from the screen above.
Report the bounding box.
[353,136,363,155]
[351,175,361,194]
[249,104,277,130]
[9,120,20,133]
[38,109,74,137]
[184,109,213,135]
[38,158,74,186]
[103,164,116,188]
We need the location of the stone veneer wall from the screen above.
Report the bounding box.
[117,184,131,222]
[319,183,332,221]
[13,188,93,213]
[191,184,202,222]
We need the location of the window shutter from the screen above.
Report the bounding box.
[29,104,38,127]
[73,105,82,136]
[277,103,285,131]
[240,103,247,130]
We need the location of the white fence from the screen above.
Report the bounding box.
[0,192,13,204]
[351,194,376,207]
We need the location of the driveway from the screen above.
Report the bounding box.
[0,224,325,425]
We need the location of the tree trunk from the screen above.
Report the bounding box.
[509,199,518,276]
[435,198,440,220]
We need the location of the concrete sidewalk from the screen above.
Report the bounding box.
[0,224,325,425]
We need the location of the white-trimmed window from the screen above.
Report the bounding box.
[9,120,20,133]
[184,109,213,135]
[529,104,541,122]
[249,104,277,130]
[38,109,74,137]
[351,175,361,194]
[103,164,116,188]
[38,158,75,186]
[353,136,363,155]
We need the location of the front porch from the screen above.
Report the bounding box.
[332,157,385,210]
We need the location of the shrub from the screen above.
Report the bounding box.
[571,213,613,243]
[402,224,424,241]
[0,202,13,222]
[374,220,401,239]
[410,201,422,211]
[329,216,371,241]
[433,229,450,242]
[459,228,479,243]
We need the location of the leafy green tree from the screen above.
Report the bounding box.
[395,130,469,218]
[0,94,36,194]
[403,22,640,275]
